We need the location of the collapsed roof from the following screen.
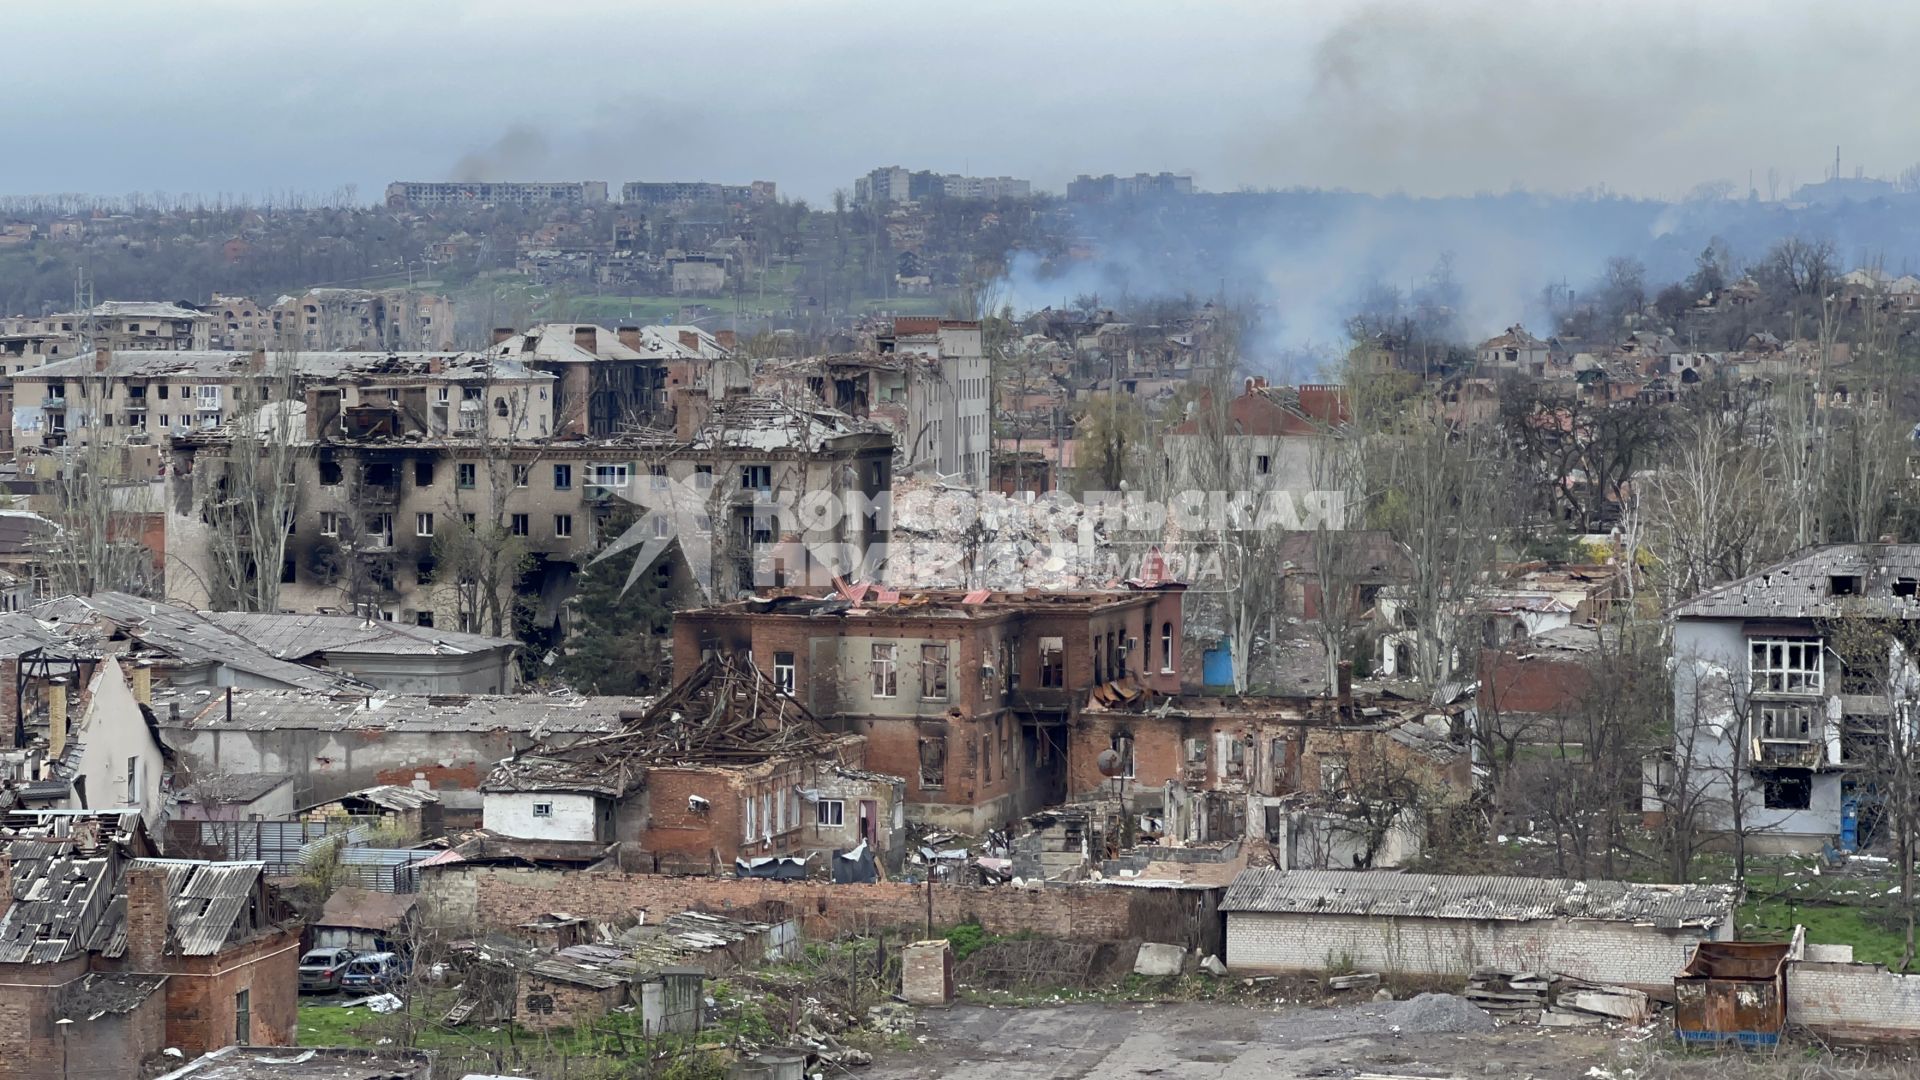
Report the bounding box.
[486,656,845,796]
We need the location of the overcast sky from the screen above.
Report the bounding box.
[10,0,1919,204]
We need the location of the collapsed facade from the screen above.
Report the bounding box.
[672,583,1186,831]
[484,656,904,874]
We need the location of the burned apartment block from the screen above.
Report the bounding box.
[484,656,905,874]
[164,345,887,632]
[671,583,1186,832]
[485,323,740,439]
[1665,544,1920,853]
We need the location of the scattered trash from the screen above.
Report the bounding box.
[364,993,404,1014]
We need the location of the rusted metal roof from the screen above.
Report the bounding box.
[1221,869,1739,930]
[96,859,266,958]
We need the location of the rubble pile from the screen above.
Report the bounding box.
[1384,992,1497,1034]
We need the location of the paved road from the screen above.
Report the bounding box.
[862,1001,1614,1080]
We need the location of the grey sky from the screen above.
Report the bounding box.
[9,0,1918,203]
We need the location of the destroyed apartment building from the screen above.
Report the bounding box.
[165,378,891,629]
[1664,543,1920,853]
[752,317,992,484]
[485,655,904,875]
[484,322,742,439]
[672,582,1186,831]
[12,345,552,454]
[0,814,301,1078]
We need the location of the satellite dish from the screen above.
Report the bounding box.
[1096,748,1125,777]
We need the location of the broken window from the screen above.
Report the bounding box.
[1320,754,1351,795]
[318,454,343,486]
[1830,575,1862,597]
[1161,622,1174,673]
[415,461,434,486]
[552,464,572,490]
[524,994,554,1015]
[921,643,949,701]
[1256,454,1271,475]
[773,651,795,695]
[982,735,993,783]
[1751,639,1822,694]
[1897,578,1919,600]
[457,462,476,489]
[1093,635,1104,684]
[1762,771,1812,810]
[1270,738,1290,772]
[1184,737,1206,767]
[513,463,530,487]
[1040,637,1064,687]
[1005,639,1019,690]
[918,734,946,790]
[532,801,553,818]
[741,464,772,491]
[870,643,897,698]
[1757,703,1816,743]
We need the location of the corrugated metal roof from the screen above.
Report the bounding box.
[1220,869,1739,930]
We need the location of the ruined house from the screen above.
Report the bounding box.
[483,656,904,874]
[672,584,1187,832]
[0,816,300,1077]
[1665,544,1920,853]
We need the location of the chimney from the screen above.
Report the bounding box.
[0,846,12,904]
[125,866,170,971]
[715,329,736,352]
[678,330,701,352]
[47,678,68,760]
[574,326,598,353]
[672,387,711,442]
[249,348,267,373]
[428,355,443,375]
[617,326,641,351]
[94,347,110,373]
[491,327,515,346]
[132,660,153,706]
[1336,660,1353,709]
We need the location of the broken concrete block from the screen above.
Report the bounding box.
[1133,942,1186,977]
[1559,986,1649,1023]
[1328,972,1381,991]
[1199,954,1228,977]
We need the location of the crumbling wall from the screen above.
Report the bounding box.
[419,865,1222,952]
[1787,960,1920,1040]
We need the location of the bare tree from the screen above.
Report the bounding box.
[1642,410,1792,603]
[198,345,304,611]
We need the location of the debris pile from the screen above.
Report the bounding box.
[1467,967,1651,1027]
[1384,992,1496,1034]
[885,481,1126,591]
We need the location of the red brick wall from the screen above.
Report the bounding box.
[63,991,167,1080]
[422,866,1221,949]
[159,929,301,1053]
[0,956,89,1080]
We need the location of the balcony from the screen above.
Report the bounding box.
[41,396,66,410]
[122,399,147,411]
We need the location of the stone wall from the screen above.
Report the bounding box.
[421,865,1222,954]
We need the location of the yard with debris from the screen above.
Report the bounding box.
[861,997,1920,1080]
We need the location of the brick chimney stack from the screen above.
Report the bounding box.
[132,660,153,706]
[0,845,12,904]
[715,330,736,352]
[678,330,701,352]
[250,349,267,373]
[617,326,641,351]
[125,865,170,971]
[574,326,598,353]
[47,677,68,760]
[94,347,110,373]
[491,327,515,346]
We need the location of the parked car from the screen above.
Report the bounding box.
[339,952,406,993]
[298,948,360,993]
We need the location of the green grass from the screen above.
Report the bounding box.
[297,1002,374,1047]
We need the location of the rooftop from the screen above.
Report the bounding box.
[1220,869,1739,929]
[153,686,652,735]
[27,593,367,692]
[315,887,418,932]
[1671,544,1920,620]
[200,611,516,659]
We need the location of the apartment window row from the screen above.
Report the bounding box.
[867,643,951,701]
